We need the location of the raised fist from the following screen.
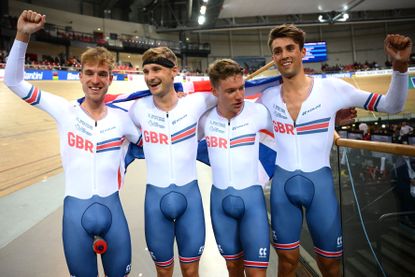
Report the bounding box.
[17,10,46,36]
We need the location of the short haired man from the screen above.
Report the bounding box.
[129,47,217,277]
[261,24,411,276]
[4,10,142,276]
[199,59,272,277]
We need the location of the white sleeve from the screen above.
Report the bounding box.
[128,100,141,128]
[255,103,273,132]
[122,112,141,144]
[198,111,208,141]
[198,92,218,111]
[4,40,70,122]
[334,72,408,114]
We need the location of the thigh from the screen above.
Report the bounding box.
[240,186,270,269]
[210,186,242,259]
[145,185,175,267]
[101,194,132,276]
[63,197,98,277]
[175,182,206,263]
[270,166,303,250]
[305,168,343,258]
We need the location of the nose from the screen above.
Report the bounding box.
[91,73,100,83]
[236,88,244,100]
[145,70,156,81]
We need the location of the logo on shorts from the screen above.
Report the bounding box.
[125,264,131,274]
[259,248,267,258]
[217,244,224,254]
[198,245,205,255]
[337,236,343,247]
[150,251,156,260]
[272,230,277,241]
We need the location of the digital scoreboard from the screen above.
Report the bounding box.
[303,41,328,63]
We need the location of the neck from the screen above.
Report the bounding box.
[281,72,310,96]
[81,99,107,121]
[153,89,178,112]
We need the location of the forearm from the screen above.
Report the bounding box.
[4,40,27,88]
[381,71,408,113]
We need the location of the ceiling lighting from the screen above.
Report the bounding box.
[202,0,208,3]
[337,13,349,22]
[318,15,326,22]
[198,15,206,25]
[200,5,206,15]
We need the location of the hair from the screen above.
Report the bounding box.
[81,47,114,71]
[142,47,178,67]
[208,59,243,89]
[267,24,306,52]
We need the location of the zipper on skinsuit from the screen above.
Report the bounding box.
[166,112,175,183]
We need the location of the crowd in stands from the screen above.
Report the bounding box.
[321,60,381,73]
[345,120,415,145]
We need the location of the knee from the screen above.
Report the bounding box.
[226,259,244,275]
[156,265,174,277]
[316,256,340,277]
[278,250,299,266]
[180,262,199,277]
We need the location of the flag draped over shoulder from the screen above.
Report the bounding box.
[96,75,281,183]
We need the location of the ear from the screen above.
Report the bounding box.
[108,73,114,85]
[301,47,306,58]
[171,65,179,77]
[211,86,219,97]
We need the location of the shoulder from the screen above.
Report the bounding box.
[262,84,281,99]
[244,101,269,118]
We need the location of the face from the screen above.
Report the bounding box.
[143,63,178,97]
[79,62,113,103]
[271,37,306,79]
[213,74,245,119]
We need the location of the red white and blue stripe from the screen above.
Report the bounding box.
[244,260,269,268]
[296,117,330,135]
[363,93,382,111]
[22,85,41,105]
[230,134,256,148]
[179,255,201,263]
[171,123,197,144]
[155,257,174,267]
[272,241,300,250]
[96,137,124,153]
[314,247,343,258]
[223,251,244,260]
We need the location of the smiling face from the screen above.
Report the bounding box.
[271,37,306,79]
[79,62,113,103]
[213,74,245,119]
[143,63,178,97]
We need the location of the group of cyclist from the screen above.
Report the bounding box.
[5,9,411,277]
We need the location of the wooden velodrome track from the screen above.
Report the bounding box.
[0,74,414,197]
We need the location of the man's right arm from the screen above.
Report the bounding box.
[4,10,69,121]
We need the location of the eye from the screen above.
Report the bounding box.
[273,48,282,55]
[98,72,109,77]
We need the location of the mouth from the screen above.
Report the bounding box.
[234,102,243,109]
[281,59,293,68]
[88,86,103,93]
[148,82,162,91]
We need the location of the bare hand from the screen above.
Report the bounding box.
[335,108,357,126]
[17,10,46,36]
[176,91,188,98]
[384,34,412,72]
